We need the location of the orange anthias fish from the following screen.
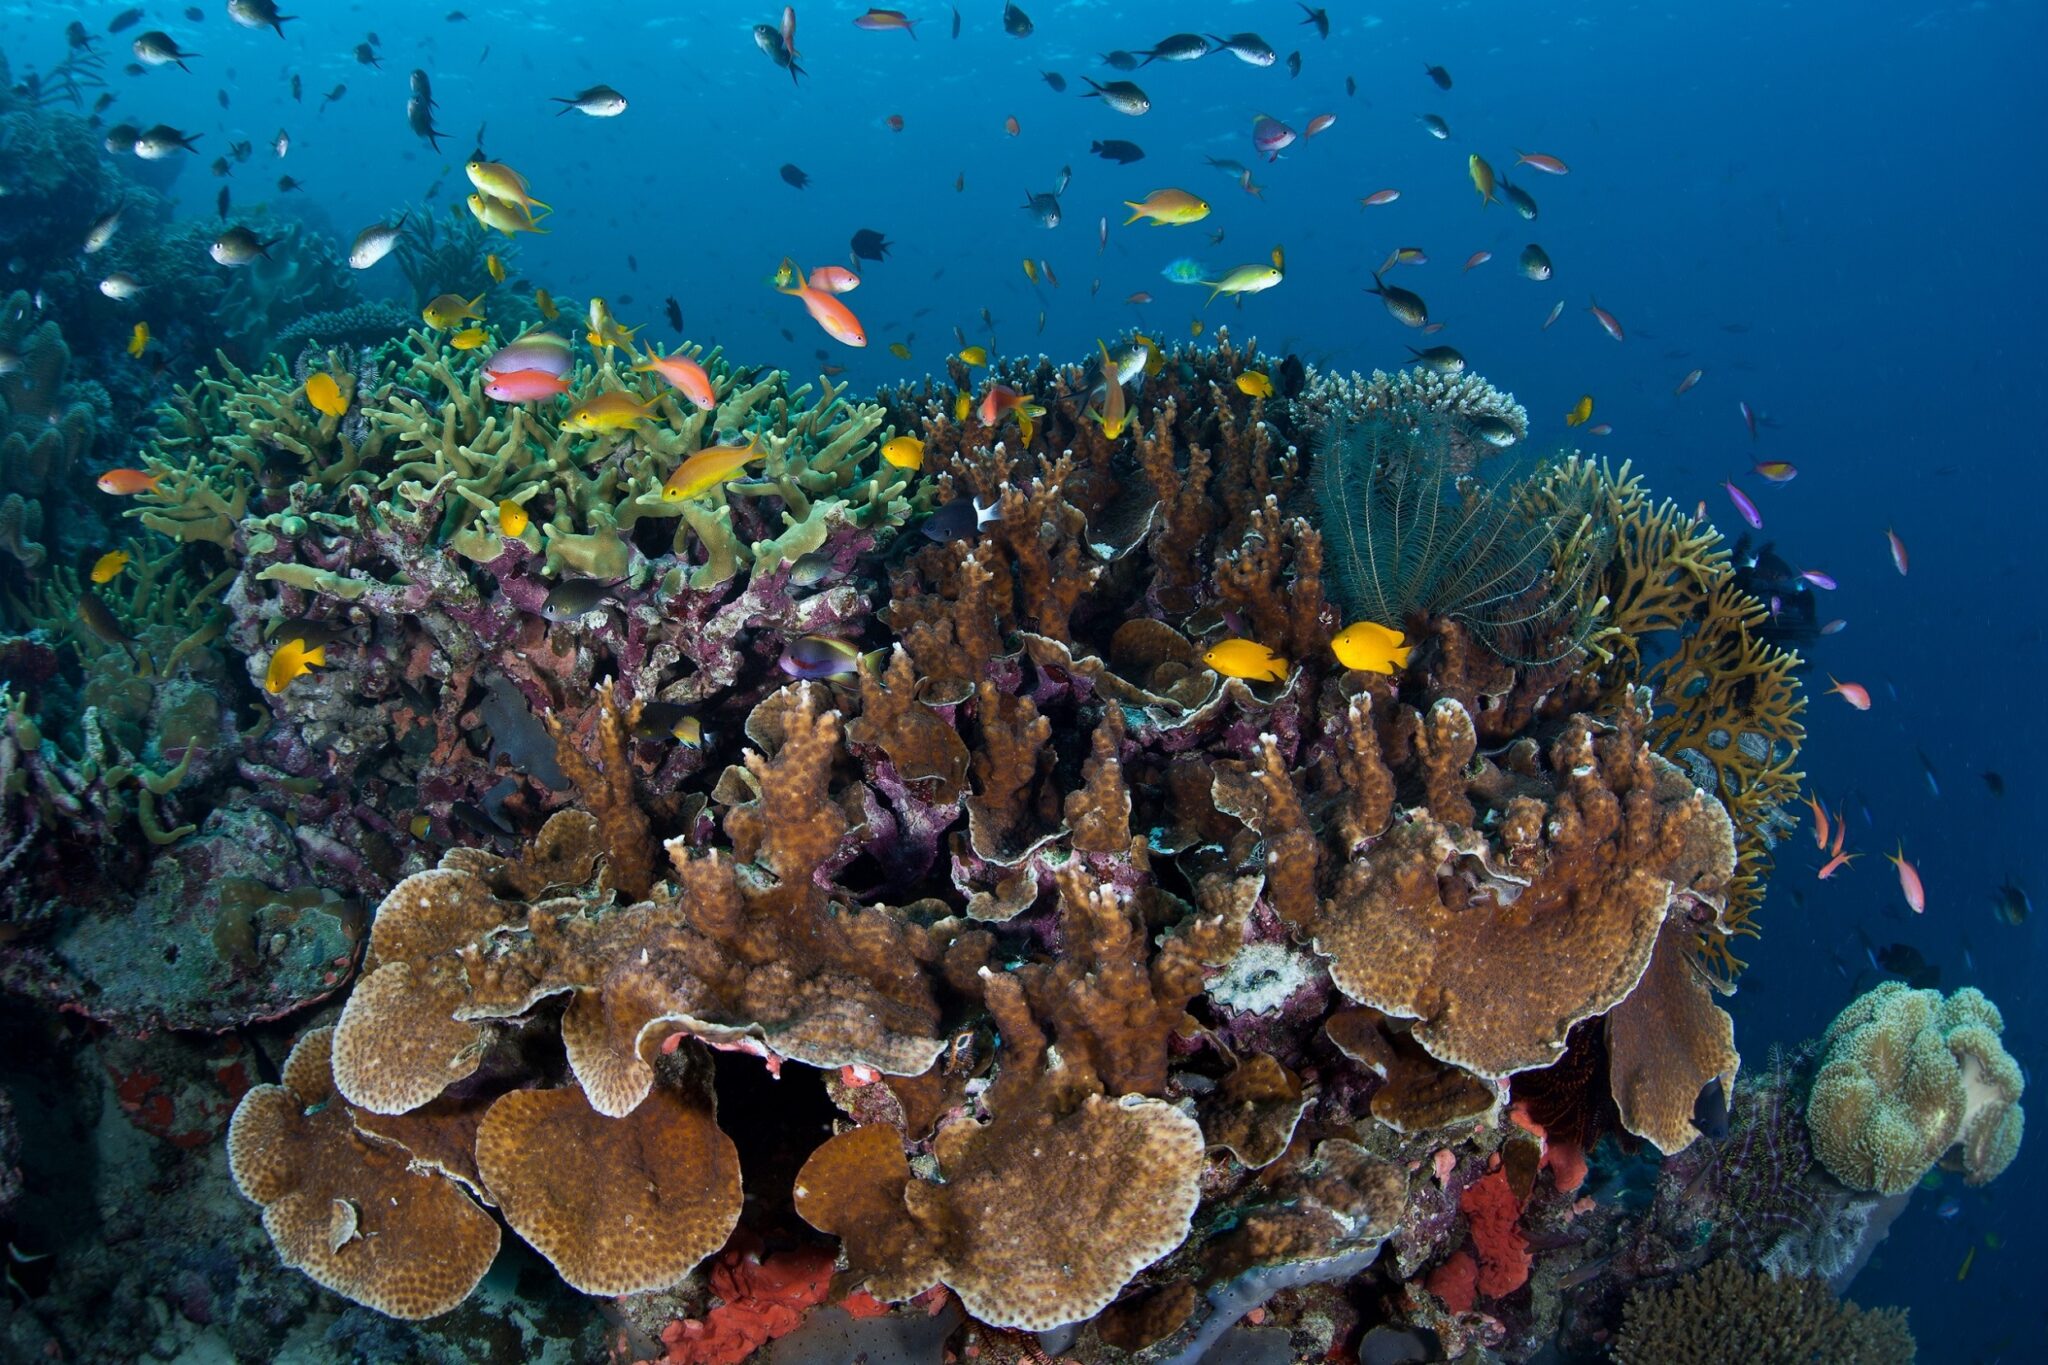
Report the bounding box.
[632,353,718,410]
[663,440,765,502]
[807,265,861,294]
[1825,676,1871,711]
[96,468,161,496]
[1514,149,1571,175]
[777,257,867,347]
[1888,843,1927,914]
[1587,297,1625,341]
[1818,849,1859,880]
[1804,791,1830,852]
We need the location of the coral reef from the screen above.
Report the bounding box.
[1613,1259,1914,1365]
[8,328,1963,1364]
[1805,981,2025,1194]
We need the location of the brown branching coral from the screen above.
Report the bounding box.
[543,680,655,900]
[1614,1259,1914,1365]
[1313,701,1736,1082]
[228,1027,500,1320]
[795,967,1205,1332]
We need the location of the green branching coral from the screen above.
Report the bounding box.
[1805,981,2025,1195]
[1312,406,1609,664]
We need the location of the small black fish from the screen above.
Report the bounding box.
[1346,75,1356,96]
[1690,1080,1729,1143]
[277,175,302,192]
[291,73,302,101]
[751,25,806,85]
[1983,770,2005,797]
[320,84,347,114]
[779,162,809,189]
[216,186,230,219]
[920,496,1000,544]
[109,7,145,34]
[186,6,204,20]
[664,296,683,333]
[950,5,961,39]
[67,20,96,50]
[1993,877,2031,927]
[1870,941,1940,990]
[540,578,620,623]
[850,228,892,263]
[1101,50,1138,71]
[354,42,382,69]
[1299,4,1329,39]
[1090,139,1144,164]
[1041,70,1066,92]
[1286,50,1301,77]
[1425,64,1452,90]
[77,591,138,664]
[1002,2,1032,37]
[217,89,230,109]
[409,92,446,150]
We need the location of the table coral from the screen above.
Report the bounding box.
[1805,981,2026,1194]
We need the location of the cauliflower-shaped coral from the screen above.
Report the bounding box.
[1804,982,2025,1194]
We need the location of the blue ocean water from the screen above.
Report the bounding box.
[2,0,2043,1357]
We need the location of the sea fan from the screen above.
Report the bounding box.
[1313,406,1608,664]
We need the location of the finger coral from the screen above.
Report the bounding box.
[1805,981,2025,1194]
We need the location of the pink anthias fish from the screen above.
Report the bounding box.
[1587,297,1624,341]
[807,265,861,294]
[782,4,799,60]
[1820,618,1848,635]
[1251,113,1296,160]
[777,257,866,346]
[1463,250,1492,271]
[1305,113,1337,137]
[1799,569,1838,590]
[1887,844,1927,914]
[1886,527,1909,575]
[484,368,571,403]
[1825,675,1871,710]
[1675,367,1703,395]
[1514,149,1570,175]
[1360,188,1401,206]
[1721,479,1761,530]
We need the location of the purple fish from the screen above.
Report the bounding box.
[1820,618,1848,635]
[1251,113,1296,160]
[1721,478,1762,530]
[1799,569,1838,590]
[778,634,862,679]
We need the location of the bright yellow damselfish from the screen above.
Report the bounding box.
[305,372,348,417]
[958,345,988,367]
[1201,637,1289,682]
[486,253,506,283]
[1565,395,1594,427]
[1330,621,1412,674]
[1236,370,1274,399]
[881,435,925,470]
[90,549,130,584]
[264,637,325,695]
[450,327,490,351]
[422,291,485,330]
[888,342,911,361]
[127,322,149,357]
[497,499,529,537]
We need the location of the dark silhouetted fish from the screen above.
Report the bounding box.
[1003,3,1032,37]
[1090,139,1144,164]
[850,228,892,262]
[779,163,809,189]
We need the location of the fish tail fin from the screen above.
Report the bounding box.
[1121,203,1144,225]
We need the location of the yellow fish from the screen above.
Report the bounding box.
[467,192,547,236]
[1270,245,1285,271]
[450,327,490,350]
[672,715,702,747]
[127,322,149,357]
[1201,637,1288,682]
[422,291,485,330]
[408,813,432,838]
[1190,319,1204,337]
[305,371,348,417]
[958,345,988,367]
[1564,394,1594,427]
[954,391,971,423]
[882,435,925,470]
[90,549,130,584]
[1122,188,1211,226]
[498,499,529,537]
[1236,370,1274,398]
[888,342,912,361]
[486,253,506,283]
[535,288,560,320]
[1330,621,1412,674]
[465,159,550,211]
[562,391,656,436]
[1089,339,1130,440]
[663,440,764,502]
[264,637,325,695]
[1469,153,1501,207]
[1131,333,1165,377]
[1022,259,1038,283]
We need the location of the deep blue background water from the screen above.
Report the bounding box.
[6,0,2044,1356]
